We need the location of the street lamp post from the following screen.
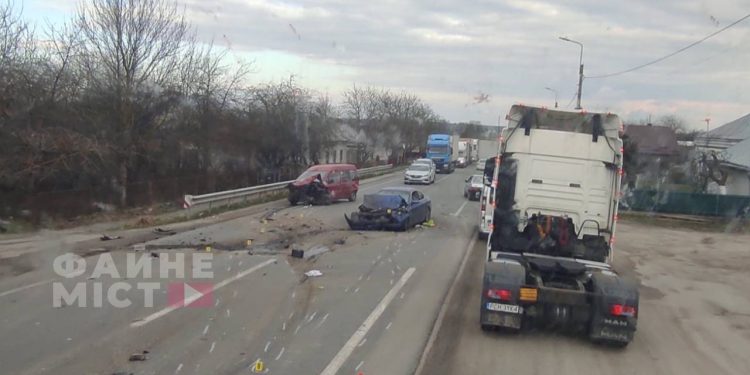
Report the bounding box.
[559,37,584,110]
[544,87,558,108]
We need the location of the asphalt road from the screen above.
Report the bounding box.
[3,166,749,375]
[418,219,750,375]
[0,166,482,375]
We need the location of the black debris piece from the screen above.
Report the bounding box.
[334,239,346,245]
[291,249,304,258]
[153,228,176,235]
[100,234,122,241]
[128,351,149,361]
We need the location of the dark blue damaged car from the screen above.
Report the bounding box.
[345,187,431,231]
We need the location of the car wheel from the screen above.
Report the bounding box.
[425,208,431,223]
[348,190,357,202]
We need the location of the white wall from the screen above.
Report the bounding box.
[725,170,750,196]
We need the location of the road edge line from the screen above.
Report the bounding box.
[413,234,477,375]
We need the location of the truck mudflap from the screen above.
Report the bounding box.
[480,260,526,331]
[588,272,639,346]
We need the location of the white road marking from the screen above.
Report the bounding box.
[175,363,183,373]
[294,325,301,335]
[366,275,371,281]
[414,237,477,375]
[289,312,295,320]
[130,259,275,328]
[391,269,395,275]
[232,290,238,298]
[319,267,416,375]
[385,322,392,330]
[452,201,468,216]
[0,279,54,298]
[227,265,231,272]
[371,259,376,265]
[226,309,231,318]
[209,341,216,353]
[357,338,367,347]
[275,347,285,360]
[353,287,360,294]
[390,279,394,285]
[355,361,364,371]
[264,341,271,353]
[315,313,329,329]
[396,265,402,271]
[282,322,286,331]
[215,298,220,307]
[344,287,350,293]
[202,325,210,335]
[358,275,363,281]
[307,312,317,323]
[292,291,296,299]
[399,292,405,299]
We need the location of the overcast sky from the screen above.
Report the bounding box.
[27,0,750,129]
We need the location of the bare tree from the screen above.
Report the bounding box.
[657,114,687,133]
[75,0,192,206]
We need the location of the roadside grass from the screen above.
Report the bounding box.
[1,166,407,235]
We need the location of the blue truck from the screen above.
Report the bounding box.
[426,134,456,173]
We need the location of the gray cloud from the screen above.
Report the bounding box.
[29,0,750,128]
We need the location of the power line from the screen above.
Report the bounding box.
[587,12,750,79]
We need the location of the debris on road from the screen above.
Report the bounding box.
[153,227,175,235]
[290,244,330,259]
[304,270,323,277]
[100,234,122,241]
[334,238,346,245]
[128,350,149,361]
[423,219,436,228]
[132,243,146,251]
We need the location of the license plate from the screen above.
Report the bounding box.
[486,302,522,314]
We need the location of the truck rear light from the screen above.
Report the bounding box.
[486,288,512,301]
[610,304,636,317]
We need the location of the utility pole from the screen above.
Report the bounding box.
[704,118,711,133]
[559,37,584,110]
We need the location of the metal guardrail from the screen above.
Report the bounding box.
[183,164,394,210]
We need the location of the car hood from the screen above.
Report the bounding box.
[406,170,430,176]
[361,194,407,210]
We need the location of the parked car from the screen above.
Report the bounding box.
[412,158,436,176]
[344,187,431,231]
[463,174,484,200]
[288,164,359,205]
[404,163,435,184]
[476,158,486,171]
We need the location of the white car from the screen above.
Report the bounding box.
[476,158,486,171]
[478,184,494,239]
[404,163,435,184]
[412,158,436,176]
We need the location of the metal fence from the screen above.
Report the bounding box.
[623,189,750,217]
[183,164,395,210]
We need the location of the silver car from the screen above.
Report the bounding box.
[404,163,435,184]
[412,158,436,176]
[463,174,484,200]
[476,158,486,171]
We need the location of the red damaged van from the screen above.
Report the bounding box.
[287,164,359,205]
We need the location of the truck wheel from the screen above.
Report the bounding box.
[348,190,357,202]
[481,324,494,332]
